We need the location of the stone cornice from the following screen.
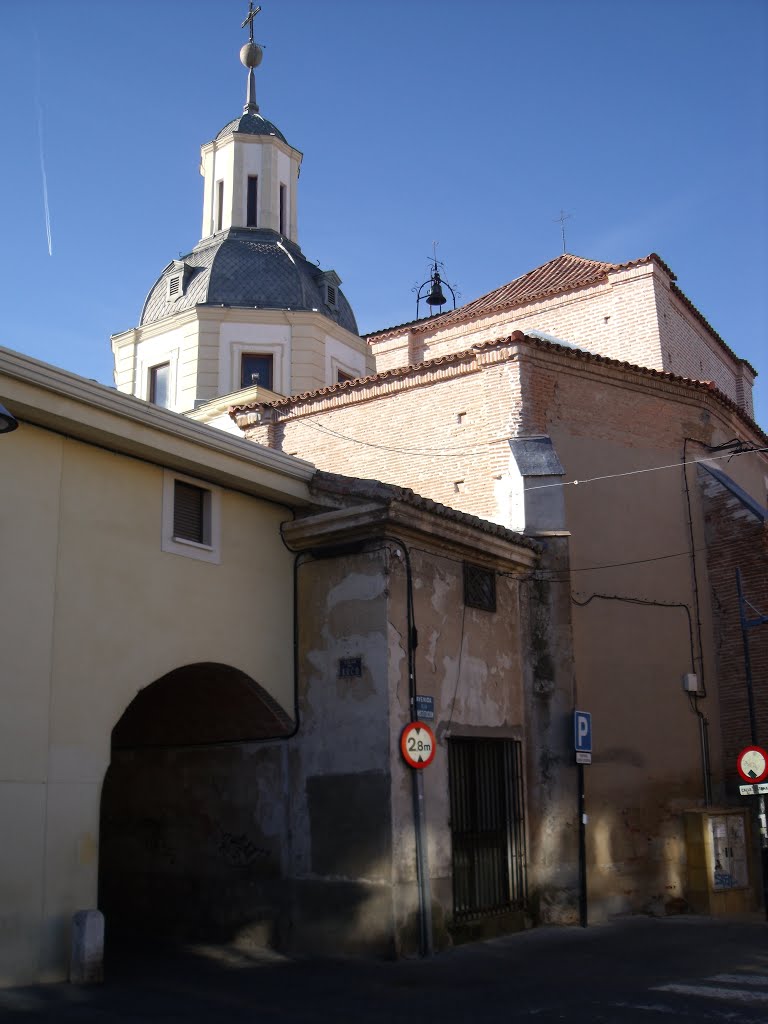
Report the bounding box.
[200,131,303,164]
[113,304,363,348]
[283,501,539,572]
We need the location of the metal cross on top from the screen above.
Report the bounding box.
[241,2,262,43]
[553,208,572,254]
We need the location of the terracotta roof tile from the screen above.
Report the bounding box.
[366,254,656,341]
[364,251,754,377]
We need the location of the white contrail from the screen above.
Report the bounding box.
[36,98,53,256]
[33,31,52,256]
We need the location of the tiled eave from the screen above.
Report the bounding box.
[230,331,768,446]
[284,472,540,572]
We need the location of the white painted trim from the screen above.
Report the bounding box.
[229,339,288,396]
[136,346,180,407]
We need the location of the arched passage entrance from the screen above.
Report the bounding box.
[99,663,293,946]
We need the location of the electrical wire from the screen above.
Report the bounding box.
[524,446,768,492]
[264,403,768,475]
[273,412,768,487]
[291,414,498,458]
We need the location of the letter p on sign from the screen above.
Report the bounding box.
[574,710,592,753]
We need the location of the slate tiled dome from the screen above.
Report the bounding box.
[140,229,358,334]
[214,111,288,144]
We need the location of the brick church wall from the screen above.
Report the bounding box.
[368,261,752,415]
[701,470,768,789]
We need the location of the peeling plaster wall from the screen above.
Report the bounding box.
[386,547,531,951]
[285,537,536,954]
[286,550,396,955]
[522,538,580,924]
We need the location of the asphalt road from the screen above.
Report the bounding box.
[1,915,767,1022]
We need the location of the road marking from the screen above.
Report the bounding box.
[708,973,768,986]
[654,982,768,1004]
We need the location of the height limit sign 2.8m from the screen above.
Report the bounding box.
[401,722,436,769]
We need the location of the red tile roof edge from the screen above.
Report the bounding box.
[230,330,766,444]
[364,253,665,342]
[363,252,755,377]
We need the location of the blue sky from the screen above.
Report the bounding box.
[2,0,767,424]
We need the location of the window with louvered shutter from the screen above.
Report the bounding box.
[173,481,208,544]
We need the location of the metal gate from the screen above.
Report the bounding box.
[448,738,527,920]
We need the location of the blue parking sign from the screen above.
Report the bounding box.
[574,710,592,753]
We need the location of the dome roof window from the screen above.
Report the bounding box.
[166,260,190,302]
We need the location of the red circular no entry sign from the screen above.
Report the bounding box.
[736,745,768,783]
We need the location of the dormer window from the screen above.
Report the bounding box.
[166,260,189,301]
[317,269,342,312]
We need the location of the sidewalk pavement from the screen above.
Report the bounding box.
[0,914,766,1022]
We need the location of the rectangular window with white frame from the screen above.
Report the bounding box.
[241,353,274,390]
[149,362,171,408]
[162,471,221,564]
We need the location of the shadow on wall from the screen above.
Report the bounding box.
[99,663,293,947]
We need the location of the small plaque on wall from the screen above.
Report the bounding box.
[338,657,363,678]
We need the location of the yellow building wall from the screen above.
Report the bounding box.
[0,423,295,984]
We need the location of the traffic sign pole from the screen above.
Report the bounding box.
[578,762,587,927]
[574,711,591,927]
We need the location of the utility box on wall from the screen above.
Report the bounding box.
[684,809,753,914]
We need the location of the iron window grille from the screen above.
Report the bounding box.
[463,562,497,612]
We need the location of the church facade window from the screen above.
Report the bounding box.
[279,184,286,235]
[247,176,258,227]
[241,353,274,390]
[149,363,170,408]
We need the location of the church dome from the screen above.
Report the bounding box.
[139,228,358,334]
[214,111,287,144]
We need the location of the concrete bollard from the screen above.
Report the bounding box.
[70,910,104,984]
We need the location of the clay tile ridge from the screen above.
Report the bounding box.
[364,253,639,342]
[363,252,755,376]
